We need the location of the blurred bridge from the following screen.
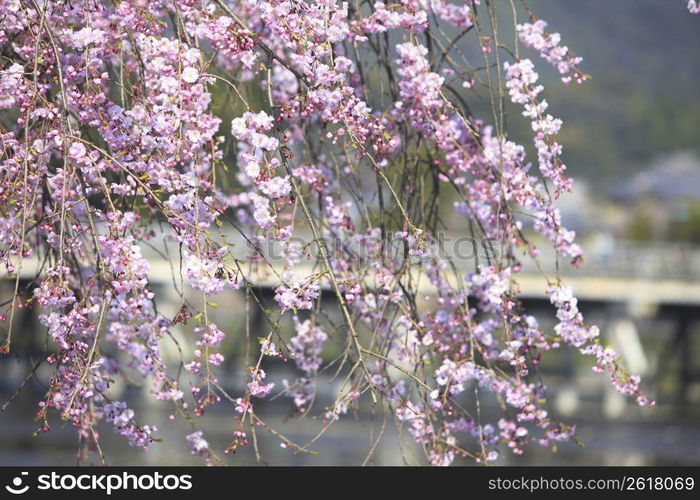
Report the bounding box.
[3,234,700,412]
[6,232,700,300]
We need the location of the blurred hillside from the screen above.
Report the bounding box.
[525,0,700,184]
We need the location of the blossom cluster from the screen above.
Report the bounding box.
[504,58,572,197]
[517,20,588,84]
[0,0,677,466]
[283,318,328,411]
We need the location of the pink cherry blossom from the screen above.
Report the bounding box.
[0,0,672,466]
